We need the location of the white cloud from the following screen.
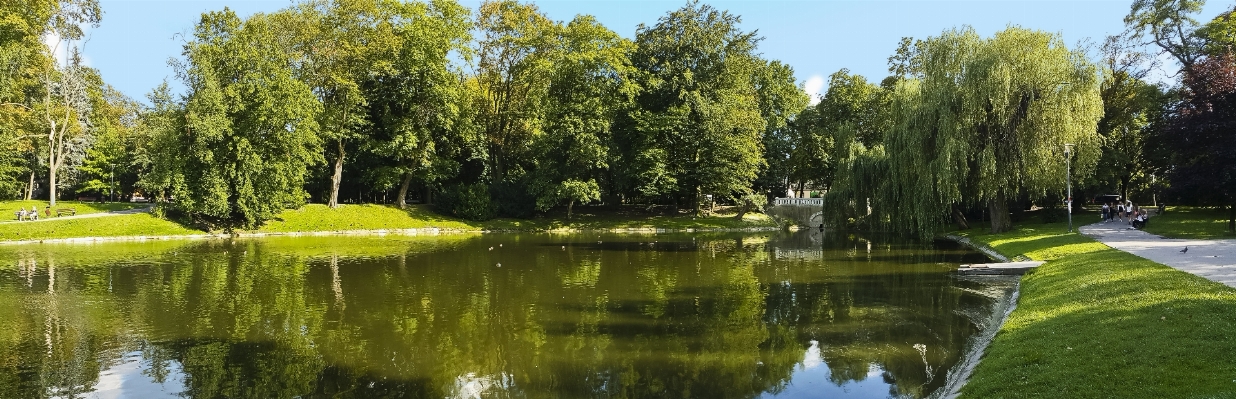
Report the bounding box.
[803,75,825,106]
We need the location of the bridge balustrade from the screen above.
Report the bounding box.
[772,198,823,206]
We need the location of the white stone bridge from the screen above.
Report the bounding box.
[767,198,824,227]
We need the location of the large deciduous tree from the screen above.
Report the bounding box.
[622,1,767,214]
[871,27,1104,236]
[360,0,473,209]
[154,9,323,228]
[528,15,635,218]
[471,0,556,182]
[1160,52,1236,232]
[1125,0,1205,69]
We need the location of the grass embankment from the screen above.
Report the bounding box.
[957,222,1236,398]
[1,200,147,220]
[1,203,776,242]
[255,204,479,233]
[1142,206,1236,239]
[0,213,202,241]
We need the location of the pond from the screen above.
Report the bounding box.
[0,231,1013,399]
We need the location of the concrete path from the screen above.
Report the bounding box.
[1079,221,1236,288]
[2,205,152,224]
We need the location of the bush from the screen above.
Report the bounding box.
[491,178,536,219]
[435,183,495,221]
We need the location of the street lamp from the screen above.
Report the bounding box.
[108,164,114,203]
[1064,144,1074,233]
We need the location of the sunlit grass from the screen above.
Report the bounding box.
[1142,206,1236,239]
[254,204,480,233]
[958,221,1236,398]
[0,200,147,221]
[0,213,202,241]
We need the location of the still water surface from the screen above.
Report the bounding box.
[0,231,1011,399]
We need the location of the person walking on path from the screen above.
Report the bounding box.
[1080,221,1236,288]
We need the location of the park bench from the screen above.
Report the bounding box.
[56,208,76,217]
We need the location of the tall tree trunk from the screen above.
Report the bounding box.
[396,172,414,209]
[24,171,34,201]
[988,193,1012,234]
[48,165,56,207]
[328,140,345,208]
[567,200,574,220]
[1229,202,1235,233]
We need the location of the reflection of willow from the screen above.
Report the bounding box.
[761,233,985,398]
[0,234,994,398]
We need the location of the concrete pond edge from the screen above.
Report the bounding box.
[928,234,1024,399]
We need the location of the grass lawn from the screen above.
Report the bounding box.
[0,213,202,241]
[0,200,148,221]
[956,222,1236,398]
[1142,206,1236,239]
[254,204,480,233]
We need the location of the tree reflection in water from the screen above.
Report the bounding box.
[0,232,1010,398]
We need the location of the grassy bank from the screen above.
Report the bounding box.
[0,213,202,241]
[957,222,1236,398]
[1143,206,1236,239]
[2,203,778,242]
[1,200,147,220]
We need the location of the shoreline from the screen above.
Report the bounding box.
[930,234,1022,399]
[1,225,785,246]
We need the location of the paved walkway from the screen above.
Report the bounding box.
[1079,221,1236,288]
[3,206,152,224]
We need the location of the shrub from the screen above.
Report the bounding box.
[435,183,495,221]
[491,178,537,219]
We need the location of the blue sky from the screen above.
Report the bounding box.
[78,0,1234,104]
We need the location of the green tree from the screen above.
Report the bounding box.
[751,60,808,200]
[873,27,1103,236]
[153,9,323,228]
[1090,36,1166,202]
[359,0,473,208]
[471,0,556,181]
[624,1,766,214]
[529,15,635,218]
[1125,0,1205,68]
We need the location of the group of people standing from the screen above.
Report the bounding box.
[1101,201,1148,229]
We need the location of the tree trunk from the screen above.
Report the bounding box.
[24,171,34,201]
[952,204,970,230]
[567,200,574,220]
[396,172,413,209]
[988,193,1011,234]
[328,140,345,208]
[48,165,56,207]
[1229,202,1235,233]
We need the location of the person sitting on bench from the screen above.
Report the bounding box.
[1132,213,1147,229]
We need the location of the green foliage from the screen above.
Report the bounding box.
[959,224,1236,398]
[621,1,767,208]
[528,14,634,215]
[152,9,323,229]
[1198,6,1236,57]
[789,69,887,194]
[435,182,495,221]
[836,27,1104,237]
[1125,0,1205,67]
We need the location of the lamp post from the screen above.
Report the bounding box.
[108,164,115,203]
[1065,144,1074,233]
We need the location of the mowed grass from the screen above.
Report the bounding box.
[957,222,1236,398]
[0,200,147,221]
[1142,206,1236,239]
[254,204,479,233]
[0,213,202,241]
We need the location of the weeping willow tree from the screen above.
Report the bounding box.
[830,27,1103,237]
